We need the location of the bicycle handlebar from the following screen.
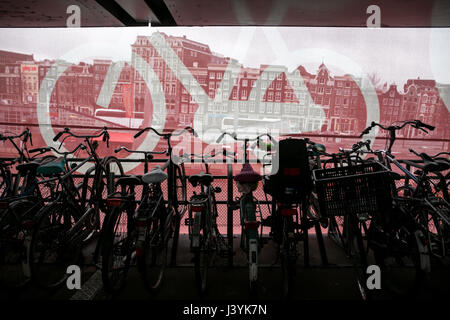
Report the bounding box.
[0,128,32,145]
[114,146,167,156]
[53,127,109,141]
[216,131,277,144]
[29,143,86,156]
[359,120,435,138]
[134,126,197,139]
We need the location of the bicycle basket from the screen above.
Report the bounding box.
[312,161,393,217]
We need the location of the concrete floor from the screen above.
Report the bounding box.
[1,233,450,301]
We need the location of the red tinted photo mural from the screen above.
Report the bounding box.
[0,27,449,174]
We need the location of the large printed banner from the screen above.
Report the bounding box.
[0,27,449,174]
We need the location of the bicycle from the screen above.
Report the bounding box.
[216,132,276,296]
[263,137,327,298]
[354,119,441,295]
[0,128,34,198]
[101,126,194,295]
[183,151,228,295]
[29,127,123,289]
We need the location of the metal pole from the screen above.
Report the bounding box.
[227,163,234,267]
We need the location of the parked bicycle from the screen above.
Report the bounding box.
[29,127,123,289]
[101,126,194,295]
[183,151,229,295]
[217,132,276,296]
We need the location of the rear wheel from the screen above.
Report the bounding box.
[280,216,296,299]
[138,204,169,294]
[194,210,210,295]
[101,205,133,295]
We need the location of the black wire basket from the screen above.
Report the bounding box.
[312,161,393,217]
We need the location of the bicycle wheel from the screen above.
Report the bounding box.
[414,204,447,258]
[29,201,81,289]
[280,215,296,299]
[328,215,348,250]
[193,209,210,295]
[101,204,134,295]
[372,224,429,297]
[174,163,187,216]
[0,199,36,289]
[138,203,169,294]
[103,156,124,196]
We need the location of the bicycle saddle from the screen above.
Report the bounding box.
[403,157,450,173]
[16,161,41,173]
[142,165,168,184]
[419,153,450,172]
[188,171,213,187]
[37,157,66,175]
[116,175,142,186]
[16,156,55,173]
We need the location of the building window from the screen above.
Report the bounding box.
[275,92,281,102]
[209,72,215,79]
[242,79,248,87]
[249,101,255,112]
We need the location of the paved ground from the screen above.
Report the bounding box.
[1,234,450,302]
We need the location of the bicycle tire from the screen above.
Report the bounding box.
[0,200,35,289]
[280,215,296,299]
[372,225,429,297]
[194,209,210,295]
[175,163,187,216]
[29,201,81,289]
[138,203,169,294]
[101,204,133,295]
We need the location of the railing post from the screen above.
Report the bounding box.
[227,163,234,267]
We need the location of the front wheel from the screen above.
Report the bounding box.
[29,202,81,289]
[101,205,134,295]
[371,225,430,297]
[138,204,170,294]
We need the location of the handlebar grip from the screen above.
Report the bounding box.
[30,147,49,154]
[216,132,226,143]
[184,126,198,137]
[114,147,122,153]
[53,131,64,142]
[134,128,146,138]
[417,120,435,131]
